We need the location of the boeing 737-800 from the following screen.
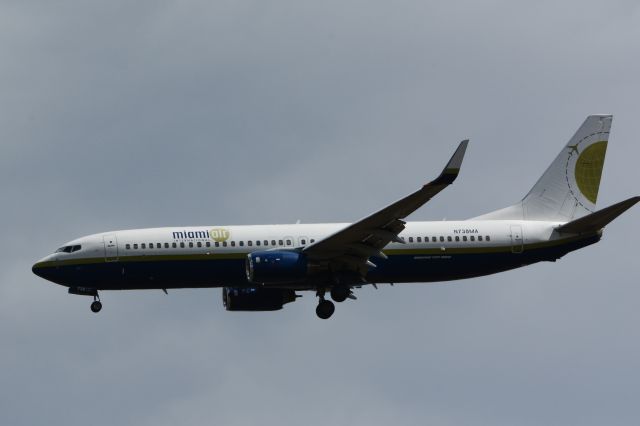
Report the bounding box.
[32,115,638,319]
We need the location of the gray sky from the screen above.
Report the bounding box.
[1,1,639,425]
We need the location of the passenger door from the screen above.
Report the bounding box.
[510,225,523,254]
[103,234,119,262]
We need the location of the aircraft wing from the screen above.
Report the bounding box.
[302,140,469,277]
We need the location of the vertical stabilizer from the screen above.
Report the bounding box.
[474,115,612,221]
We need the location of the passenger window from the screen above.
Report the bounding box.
[409,237,414,243]
[264,240,269,246]
[126,244,131,250]
[478,236,483,241]
[157,243,161,248]
[286,239,292,246]
[231,241,236,247]
[278,240,283,246]
[206,242,211,247]
[180,242,185,248]
[223,241,228,247]
[455,236,460,242]
[149,243,154,249]
[215,242,220,247]
[134,244,138,249]
[439,236,444,242]
[165,243,169,248]
[141,243,146,249]
[486,236,491,241]
[197,242,202,248]
[470,236,475,241]
[301,239,306,245]
[417,237,422,243]
[463,236,467,242]
[172,242,177,248]
[310,239,315,243]
[239,241,244,247]
[256,241,261,246]
[189,242,194,248]
[248,241,253,246]
[432,237,437,242]
[447,236,452,242]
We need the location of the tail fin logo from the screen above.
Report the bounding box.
[566,140,608,206]
[574,141,607,204]
[567,144,580,155]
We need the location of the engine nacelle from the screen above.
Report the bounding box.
[222,287,297,311]
[245,251,307,284]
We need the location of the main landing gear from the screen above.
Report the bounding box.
[330,285,350,303]
[316,298,335,320]
[316,285,354,319]
[315,288,334,319]
[90,294,102,313]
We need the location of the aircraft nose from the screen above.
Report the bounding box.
[32,257,57,282]
[32,261,47,278]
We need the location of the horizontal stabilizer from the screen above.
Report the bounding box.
[556,196,639,234]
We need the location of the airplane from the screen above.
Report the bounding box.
[32,115,638,319]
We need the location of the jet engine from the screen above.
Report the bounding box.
[222,287,297,311]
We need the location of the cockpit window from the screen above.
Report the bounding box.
[55,245,81,253]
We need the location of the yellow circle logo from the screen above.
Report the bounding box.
[210,228,230,242]
[574,141,607,204]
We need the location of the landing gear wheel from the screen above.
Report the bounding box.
[316,300,335,319]
[90,300,102,313]
[330,285,350,303]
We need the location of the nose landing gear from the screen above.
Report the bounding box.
[90,294,102,313]
[68,287,102,313]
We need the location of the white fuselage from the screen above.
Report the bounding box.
[33,219,596,291]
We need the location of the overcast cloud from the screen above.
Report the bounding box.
[1,1,639,425]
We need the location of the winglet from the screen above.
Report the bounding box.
[432,139,469,185]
